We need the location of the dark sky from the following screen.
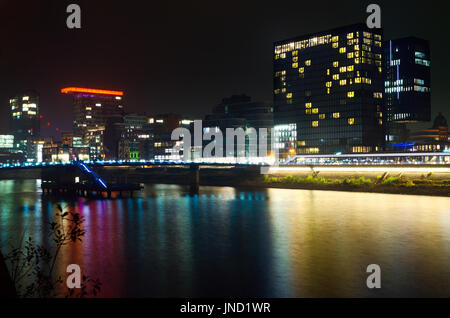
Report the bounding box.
[0,0,448,137]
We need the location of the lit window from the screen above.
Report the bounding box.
[348,118,355,125]
[333,74,339,80]
[312,108,319,114]
[339,47,347,54]
[326,81,332,88]
[286,93,293,99]
[347,65,354,72]
[332,42,339,48]
[292,63,298,68]
[339,79,347,86]
[305,60,311,66]
[333,113,340,119]
[347,52,354,59]
[319,114,325,120]
[333,61,339,67]
[305,102,312,108]
[312,121,319,128]
[347,91,355,98]
[299,67,305,73]
[347,33,354,39]
[374,92,383,99]
[332,36,339,42]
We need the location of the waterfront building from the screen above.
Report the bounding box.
[61,87,125,160]
[273,24,385,157]
[384,37,431,142]
[9,90,41,160]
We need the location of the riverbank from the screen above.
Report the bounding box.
[231,175,450,197]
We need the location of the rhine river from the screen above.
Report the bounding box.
[1,179,450,298]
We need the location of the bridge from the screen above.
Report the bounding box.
[1,154,450,195]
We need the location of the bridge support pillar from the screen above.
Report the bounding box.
[189,164,200,195]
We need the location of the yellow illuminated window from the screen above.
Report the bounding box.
[327,69,330,75]
[292,56,298,62]
[333,61,339,67]
[347,52,354,59]
[280,53,286,59]
[355,58,361,64]
[347,33,354,39]
[286,93,293,99]
[333,74,339,80]
[292,50,298,56]
[282,88,286,93]
[332,36,339,42]
[312,121,319,128]
[305,109,312,115]
[339,79,347,86]
[348,91,355,98]
[347,65,354,72]
[305,102,312,108]
[332,42,339,48]
[333,112,340,119]
[354,45,360,51]
[305,60,311,66]
[299,67,305,73]
[348,118,355,125]
[319,114,325,120]
[355,77,361,84]
[326,81,332,88]
[292,63,298,68]
[339,66,347,73]
[312,108,319,114]
[339,47,347,54]
[374,92,383,99]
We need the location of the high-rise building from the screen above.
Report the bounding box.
[273,24,385,156]
[9,90,41,160]
[61,87,124,137]
[61,87,125,160]
[384,37,431,142]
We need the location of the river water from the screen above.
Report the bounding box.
[1,179,450,298]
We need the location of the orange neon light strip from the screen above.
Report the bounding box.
[61,87,124,96]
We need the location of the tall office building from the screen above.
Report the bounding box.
[61,87,125,160]
[384,37,431,142]
[273,24,385,156]
[9,90,40,160]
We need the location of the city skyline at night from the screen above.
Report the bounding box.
[1,0,449,138]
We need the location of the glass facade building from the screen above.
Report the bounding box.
[274,24,385,156]
[384,37,431,143]
[9,90,40,160]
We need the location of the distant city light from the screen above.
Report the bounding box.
[61,87,124,96]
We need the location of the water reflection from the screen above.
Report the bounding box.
[1,180,450,297]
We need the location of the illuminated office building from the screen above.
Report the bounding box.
[61,87,124,138]
[384,37,431,142]
[9,90,41,160]
[274,24,385,156]
[61,87,125,160]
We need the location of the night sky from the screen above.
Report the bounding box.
[0,0,448,138]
